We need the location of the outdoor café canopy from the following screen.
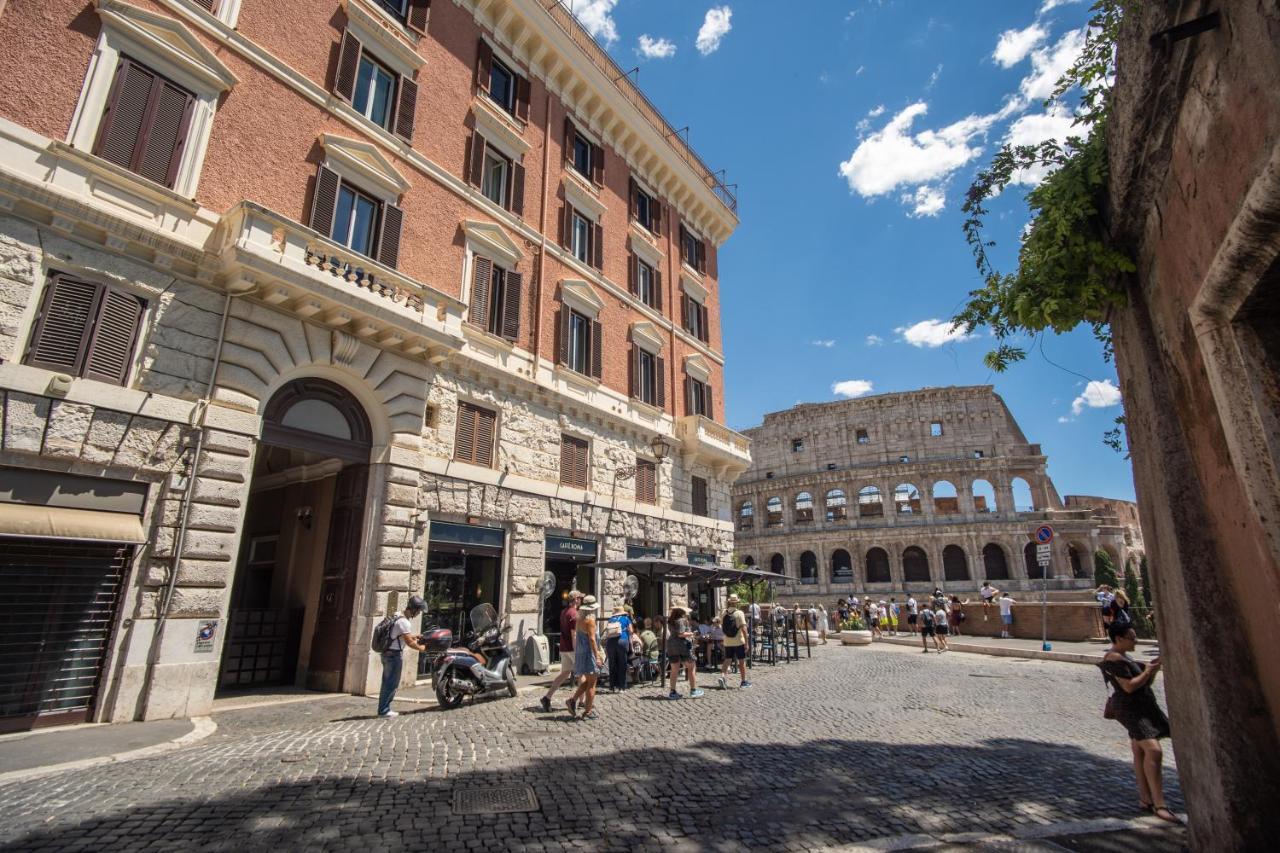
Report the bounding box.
[590,559,786,587]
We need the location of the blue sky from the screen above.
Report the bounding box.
[566,1,1133,501]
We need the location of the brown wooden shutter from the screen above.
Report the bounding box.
[454,401,477,463]
[705,384,714,420]
[560,435,574,486]
[476,40,493,94]
[474,405,496,467]
[83,288,145,385]
[636,460,656,504]
[501,270,522,340]
[94,59,154,172]
[515,75,531,122]
[510,161,525,216]
[684,375,692,414]
[577,438,590,488]
[679,224,688,264]
[592,221,604,269]
[469,256,493,328]
[627,251,636,295]
[309,165,342,238]
[654,355,666,409]
[393,77,418,143]
[376,202,404,268]
[651,201,662,238]
[407,0,431,35]
[653,269,663,311]
[136,80,193,189]
[697,239,707,274]
[628,345,637,397]
[561,434,588,488]
[692,476,708,516]
[563,117,576,166]
[192,0,216,10]
[556,305,569,364]
[590,142,604,186]
[589,318,603,378]
[699,304,709,342]
[334,30,362,101]
[467,132,487,187]
[25,275,101,374]
[628,177,638,220]
[680,294,688,330]
[560,204,573,250]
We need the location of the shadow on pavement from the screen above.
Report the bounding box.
[0,736,1184,852]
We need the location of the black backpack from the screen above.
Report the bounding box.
[921,609,935,627]
[371,612,400,653]
[723,610,740,638]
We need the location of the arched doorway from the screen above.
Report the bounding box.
[800,551,818,584]
[1025,541,1044,580]
[982,543,1010,581]
[903,546,931,583]
[830,549,853,584]
[865,547,890,584]
[221,379,373,695]
[943,545,969,581]
[770,553,785,576]
[1069,543,1088,579]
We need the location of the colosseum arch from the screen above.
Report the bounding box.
[799,551,818,584]
[857,485,883,517]
[903,546,931,583]
[894,483,921,514]
[1068,542,1089,579]
[770,552,786,576]
[982,543,1010,580]
[737,500,754,530]
[865,547,891,584]
[766,496,783,525]
[794,491,814,523]
[1024,541,1044,579]
[825,488,847,521]
[1011,477,1035,512]
[970,479,997,513]
[741,555,756,567]
[943,544,970,581]
[830,548,853,583]
[932,480,960,515]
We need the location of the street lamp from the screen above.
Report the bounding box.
[615,435,673,480]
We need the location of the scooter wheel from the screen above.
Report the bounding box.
[505,666,518,698]
[435,672,465,709]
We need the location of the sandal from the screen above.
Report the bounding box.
[565,698,577,719]
[1137,801,1153,813]
[1152,806,1183,824]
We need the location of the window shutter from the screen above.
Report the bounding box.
[628,345,637,397]
[25,275,100,374]
[334,30,362,102]
[592,221,603,269]
[515,75,531,122]
[560,435,573,486]
[407,0,431,35]
[590,318,603,379]
[699,303,709,342]
[476,40,493,94]
[653,269,663,311]
[192,0,216,10]
[501,270,522,340]
[376,202,404,269]
[393,77,418,143]
[627,252,636,295]
[474,406,496,467]
[83,288,145,385]
[681,294,688,330]
[556,305,569,364]
[636,460,656,504]
[629,177,638,220]
[137,80,194,189]
[697,239,707,274]
[454,402,477,463]
[651,201,662,238]
[684,375,692,414]
[469,255,492,328]
[705,384,714,420]
[560,204,572,250]
[591,142,605,186]
[561,435,588,489]
[563,117,576,166]
[655,355,666,409]
[510,161,525,216]
[467,132,487,187]
[693,476,708,517]
[93,59,156,173]
[578,439,590,489]
[309,165,342,237]
[679,225,688,264]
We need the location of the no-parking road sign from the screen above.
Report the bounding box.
[1034,524,1054,544]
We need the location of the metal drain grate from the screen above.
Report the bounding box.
[452,784,540,815]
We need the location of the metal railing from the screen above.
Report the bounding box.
[540,1,738,213]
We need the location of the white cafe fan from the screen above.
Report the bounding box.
[537,571,557,621]
[623,574,640,602]
[522,571,559,676]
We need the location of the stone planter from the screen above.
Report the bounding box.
[840,630,873,646]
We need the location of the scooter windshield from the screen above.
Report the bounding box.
[470,603,498,634]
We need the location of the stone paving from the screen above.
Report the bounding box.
[0,644,1183,852]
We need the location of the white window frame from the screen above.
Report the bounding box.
[481,149,509,207]
[67,1,238,199]
[319,134,411,204]
[341,0,426,78]
[571,210,591,265]
[182,0,243,28]
[352,53,398,130]
[460,220,523,326]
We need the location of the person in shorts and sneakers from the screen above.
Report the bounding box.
[906,595,919,634]
[718,595,752,689]
[934,604,950,651]
[540,590,583,712]
[665,607,703,699]
[999,592,1015,638]
[919,607,936,653]
[377,595,428,717]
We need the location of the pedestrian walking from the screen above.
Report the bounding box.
[1100,624,1180,824]
[906,595,919,634]
[376,595,428,717]
[718,594,752,689]
[567,595,602,720]
[665,607,703,699]
[919,606,936,653]
[949,595,966,637]
[604,604,633,692]
[998,591,1015,638]
[540,590,583,712]
[818,603,830,642]
[868,600,882,639]
[933,604,950,651]
[887,599,900,635]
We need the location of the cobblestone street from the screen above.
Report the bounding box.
[0,644,1183,852]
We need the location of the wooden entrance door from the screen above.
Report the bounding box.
[306,464,368,692]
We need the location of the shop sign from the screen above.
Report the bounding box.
[430,521,505,550]
[545,535,598,558]
[687,552,717,566]
[627,545,666,560]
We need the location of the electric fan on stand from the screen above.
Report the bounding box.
[521,572,557,675]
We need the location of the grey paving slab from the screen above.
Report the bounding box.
[0,719,194,774]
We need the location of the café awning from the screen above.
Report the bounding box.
[0,503,146,543]
[591,559,786,587]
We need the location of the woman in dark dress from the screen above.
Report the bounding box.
[1099,624,1180,823]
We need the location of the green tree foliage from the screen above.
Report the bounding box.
[1094,548,1120,589]
[1139,554,1152,605]
[1124,562,1155,638]
[728,578,773,605]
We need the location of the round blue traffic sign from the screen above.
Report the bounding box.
[1035,525,1054,544]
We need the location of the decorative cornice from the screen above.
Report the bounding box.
[96,0,237,92]
[341,0,425,78]
[680,269,708,303]
[562,172,605,221]
[559,278,604,317]
[471,96,532,158]
[684,353,711,382]
[462,219,523,267]
[630,320,664,353]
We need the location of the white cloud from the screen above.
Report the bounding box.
[1071,379,1122,415]
[570,0,619,45]
[855,104,887,135]
[895,318,973,348]
[868,104,885,118]
[993,23,1047,68]
[904,185,946,217]
[832,379,875,398]
[1057,415,1073,424]
[637,34,677,59]
[839,102,998,200]
[1020,28,1086,102]
[865,334,884,346]
[1039,0,1082,12]
[926,63,943,89]
[696,6,733,55]
[855,65,866,75]
[811,339,836,348]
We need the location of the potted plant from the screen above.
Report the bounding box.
[839,615,873,646]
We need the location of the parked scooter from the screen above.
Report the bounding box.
[430,603,518,708]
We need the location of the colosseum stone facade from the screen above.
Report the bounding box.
[732,386,1133,602]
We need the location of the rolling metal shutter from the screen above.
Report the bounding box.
[0,540,130,732]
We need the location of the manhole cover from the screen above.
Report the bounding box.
[452,784,539,815]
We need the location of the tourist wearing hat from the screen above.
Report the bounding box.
[378,595,428,718]
[603,603,634,692]
[567,595,603,719]
[718,594,752,690]
[540,589,583,713]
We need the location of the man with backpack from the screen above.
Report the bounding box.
[718,594,752,689]
[372,595,428,717]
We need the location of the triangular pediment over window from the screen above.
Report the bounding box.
[462,220,523,267]
[320,134,412,199]
[560,279,604,317]
[96,0,237,91]
[684,353,711,381]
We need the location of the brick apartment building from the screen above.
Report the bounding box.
[0,0,748,730]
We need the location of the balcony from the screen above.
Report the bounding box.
[675,414,752,477]
[214,202,467,362]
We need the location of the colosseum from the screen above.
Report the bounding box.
[731,386,1138,602]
